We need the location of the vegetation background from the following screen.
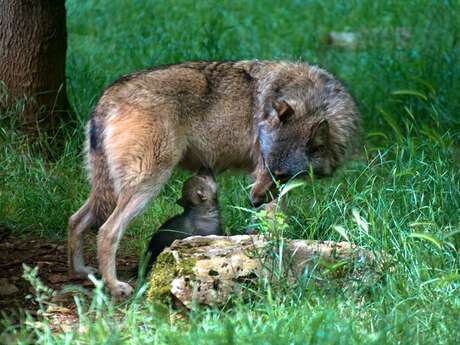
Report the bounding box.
[1,0,459,343]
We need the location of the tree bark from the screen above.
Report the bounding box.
[0,0,68,133]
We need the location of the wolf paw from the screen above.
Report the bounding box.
[109,281,133,297]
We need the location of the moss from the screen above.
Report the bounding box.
[146,250,197,303]
[179,257,196,278]
[146,251,177,302]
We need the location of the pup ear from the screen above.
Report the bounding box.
[273,100,294,122]
[310,119,330,147]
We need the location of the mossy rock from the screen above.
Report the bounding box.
[146,235,385,308]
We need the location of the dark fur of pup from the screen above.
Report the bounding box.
[143,173,222,274]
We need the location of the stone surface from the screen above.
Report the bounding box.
[147,235,385,308]
[327,32,359,49]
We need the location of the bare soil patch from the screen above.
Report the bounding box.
[0,229,138,330]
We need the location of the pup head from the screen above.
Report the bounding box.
[177,171,218,208]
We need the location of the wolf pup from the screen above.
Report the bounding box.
[142,172,222,274]
[68,60,360,296]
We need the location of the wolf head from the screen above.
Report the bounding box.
[257,102,335,179]
[177,170,219,209]
[250,62,360,206]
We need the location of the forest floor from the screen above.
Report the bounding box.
[0,227,138,333]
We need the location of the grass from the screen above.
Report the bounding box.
[1,0,460,343]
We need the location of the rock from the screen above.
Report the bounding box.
[327,32,359,49]
[326,28,412,50]
[0,278,19,296]
[146,235,385,308]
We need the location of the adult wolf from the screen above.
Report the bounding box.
[68,60,360,296]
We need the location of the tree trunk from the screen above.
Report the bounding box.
[0,0,68,133]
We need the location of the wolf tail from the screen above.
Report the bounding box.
[86,114,117,228]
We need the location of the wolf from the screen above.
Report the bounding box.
[142,172,222,274]
[67,60,360,296]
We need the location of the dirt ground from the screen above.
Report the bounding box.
[0,226,139,331]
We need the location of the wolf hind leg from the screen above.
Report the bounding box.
[68,197,98,278]
[97,170,172,297]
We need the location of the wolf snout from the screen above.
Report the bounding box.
[249,180,279,207]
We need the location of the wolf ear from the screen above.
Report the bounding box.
[310,119,330,147]
[273,100,294,122]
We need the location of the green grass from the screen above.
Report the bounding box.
[1,0,460,343]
